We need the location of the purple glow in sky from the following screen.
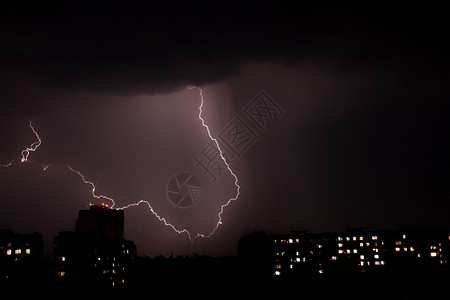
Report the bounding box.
[1,2,449,257]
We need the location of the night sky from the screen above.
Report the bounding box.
[1,2,449,257]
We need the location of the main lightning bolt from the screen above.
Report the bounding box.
[187,86,241,239]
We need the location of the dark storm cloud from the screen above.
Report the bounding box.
[1,2,448,98]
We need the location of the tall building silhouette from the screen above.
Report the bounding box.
[54,203,136,287]
[75,203,124,238]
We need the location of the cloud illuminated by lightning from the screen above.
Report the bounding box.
[68,86,241,241]
[2,87,241,244]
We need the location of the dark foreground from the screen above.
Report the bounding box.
[1,255,448,299]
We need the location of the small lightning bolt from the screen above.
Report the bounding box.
[21,120,42,163]
[1,120,42,167]
[67,165,117,208]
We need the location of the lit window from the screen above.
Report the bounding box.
[353,249,358,254]
[58,271,65,277]
[359,236,364,241]
[296,239,300,243]
[346,249,351,254]
[59,256,66,262]
[338,243,343,248]
[373,248,379,253]
[353,237,357,241]
[318,269,324,274]
[403,247,408,252]
[338,249,344,254]
[331,256,337,261]
[346,237,350,241]
[430,246,437,250]
[366,242,370,247]
[372,236,378,240]
[381,261,385,265]
[359,242,364,247]
[290,264,293,269]
[360,261,365,266]
[374,254,379,259]
[25,249,31,254]
[274,271,281,276]
[274,264,281,269]
[375,261,381,265]
[288,239,293,244]
[296,257,301,262]
[337,237,343,241]
[6,249,11,255]
[317,244,323,249]
[360,255,365,260]
[395,241,402,246]
[402,234,406,239]
[431,252,438,257]
[296,251,299,256]
[395,247,401,252]
[15,249,21,255]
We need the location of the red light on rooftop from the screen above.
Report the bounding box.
[88,203,109,209]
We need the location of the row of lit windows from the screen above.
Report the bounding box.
[278,245,445,258]
[359,260,385,266]
[278,234,450,246]
[275,258,427,276]
[338,242,382,248]
[5,249,31,255]
[277,236,380,244]
[337,235,379,242]
[277,239,300,244]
